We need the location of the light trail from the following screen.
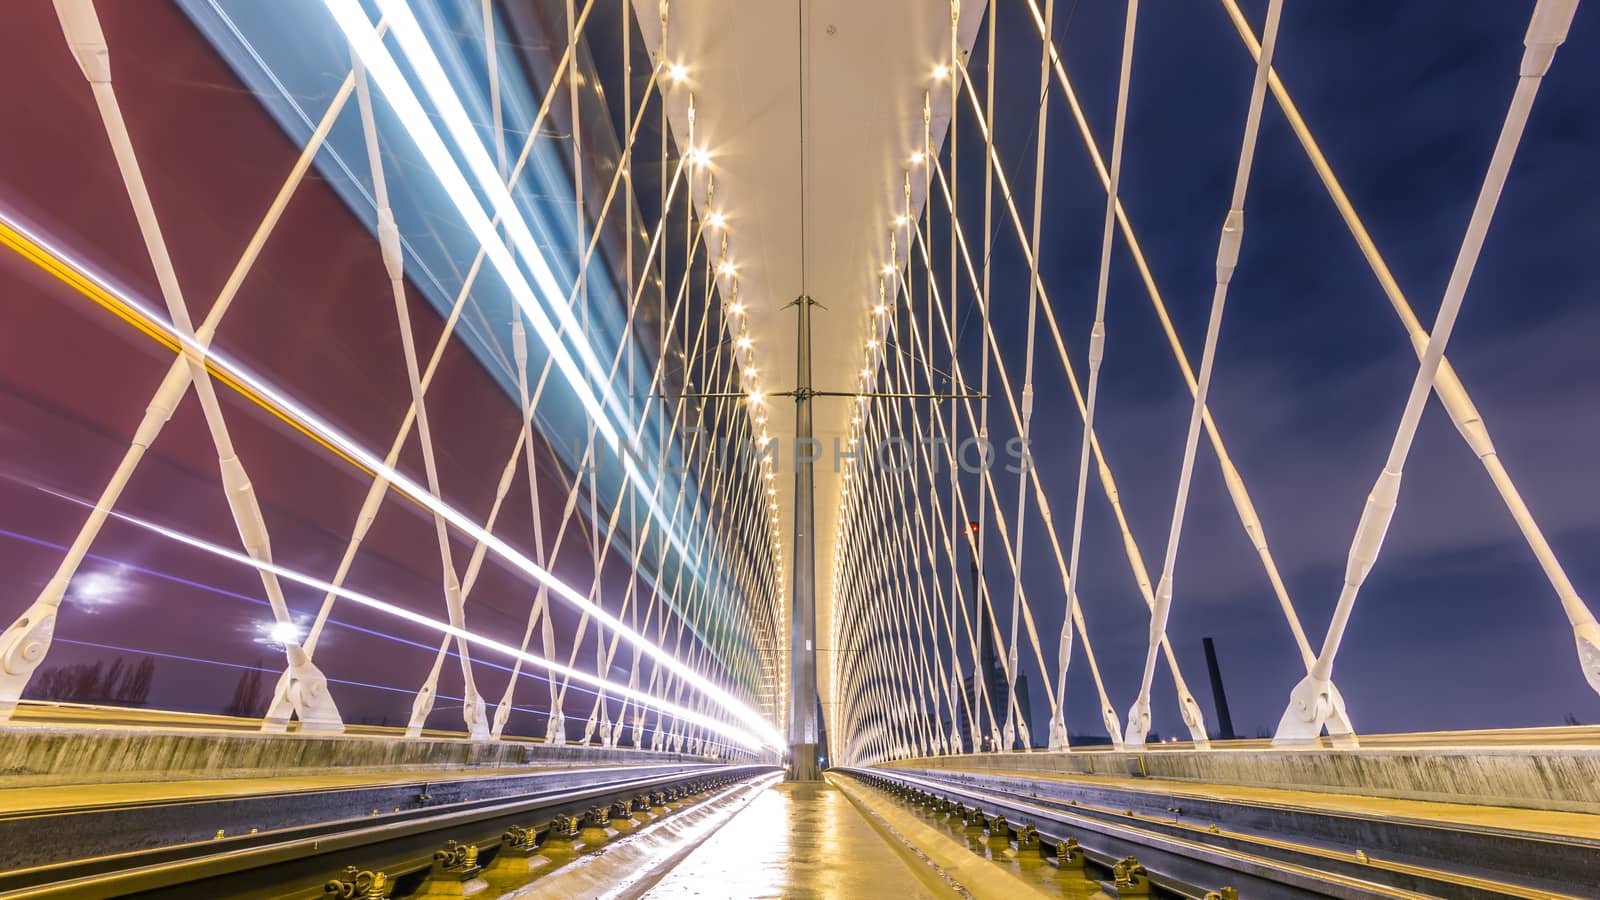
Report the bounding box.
[0,515,585,700]
[0,210,782,751]
[324,0,707,587]
[91,500,767,751]
[35,637,743,752]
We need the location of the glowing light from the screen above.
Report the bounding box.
[736,336,753,349]
[68,569,127,612]
[111,506,769,749]
[873,304,887,315]
[337,1,630,432]
[866,339,878,350]
[269,620,301,645]
[324,0,716,591]
[717,261,736,277]
[3,212,779,749]
[860,368,871,378]
[707,211,726,228]
[748,389,764,405]
[728,302,746,316]
[688,146,711,167]
[882,263,897,276]
[932,63,949,80]
[894,215,908,227]
[668,62,688,82]
[911,151,925,165]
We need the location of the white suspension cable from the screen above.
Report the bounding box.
[1003,0,1048,753]
[1127,0,1284,747]
[1219,0,1600,703]
[1275,0,1580,744]
[352,54,495,740]
[956,62,1208,745]
[1050,0,1138,752]
[0,13,374,722]
[48,0,344,732]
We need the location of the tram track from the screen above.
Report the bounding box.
[0,763,776,899]
[842,767,1596,899]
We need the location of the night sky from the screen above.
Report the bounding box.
[938,0,1600,739]
[1,0,1597,743]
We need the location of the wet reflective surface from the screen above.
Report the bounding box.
[643,780,954,899]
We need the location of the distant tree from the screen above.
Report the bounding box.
[119,658,155,706]
[70,660,105,700]
[223,663,268,718]
[30,662,99,701]
[101,658,126,701]
[29,656,157,706]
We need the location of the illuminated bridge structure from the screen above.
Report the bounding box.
[0,0,1596,896]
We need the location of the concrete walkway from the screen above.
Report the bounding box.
[641,778,960,899]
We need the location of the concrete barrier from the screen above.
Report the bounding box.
[0,724,708,787]
[885,744,1600,813]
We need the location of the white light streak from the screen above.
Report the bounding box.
[325,0,721,636]
[1,213,782,750]
[119,507,767,750]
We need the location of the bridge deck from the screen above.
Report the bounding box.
[638,777,958,899]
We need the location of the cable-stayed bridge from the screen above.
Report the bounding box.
[0,0,1596,896]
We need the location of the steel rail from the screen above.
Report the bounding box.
[845,767,1595,900]
[1,765,775,898]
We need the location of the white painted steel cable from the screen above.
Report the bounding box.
[1051,0,1139,751]
[888,239,1009,750]
[871,364,962,755]
[925,133,1123,745]
[0,16,372,721]
[923,155,1062,720]
[1003,0,1051,753]
[1127,0,1285,747]
[956,64,1207,745]
[49,0,344,732]
[1218,0,1600,702]
[1275,0,1582,743]
[294,0,597,663]
[884,261,976,754]
[351,56,491,738]
[899,177,978,753]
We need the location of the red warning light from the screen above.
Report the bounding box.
[967,521,980,535]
